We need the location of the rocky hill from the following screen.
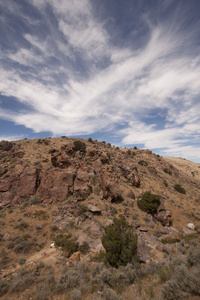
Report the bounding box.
[0,137,200,300]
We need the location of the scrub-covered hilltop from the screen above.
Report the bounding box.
[0,137,200,299]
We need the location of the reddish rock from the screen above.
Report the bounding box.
[0,166,38,207]
[100,166,123,203]
[74,168,92,196]
[70,251,81,261]
[38,169,75,202]
[88,204,101,214]
[0,140,15,151]
[154,208,172,227]
[120,165,140,187]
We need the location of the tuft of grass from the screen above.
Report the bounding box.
[174,184,186,194]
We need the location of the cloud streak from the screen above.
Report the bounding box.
[0,0,200,162]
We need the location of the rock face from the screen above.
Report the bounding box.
[88,204,101,214]
[120,165,140,187]
[0,140,15,151]
[0,166,39,207]
[37,169,75,203]
[100,166,123,203]
[0,139,134,207]
[154,205,172,227]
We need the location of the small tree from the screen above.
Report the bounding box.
[174,184,186,194]
[102,215,137,268]
[73,140,86,152]
[137,191,161,215]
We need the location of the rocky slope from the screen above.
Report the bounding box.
[0,137,200,299]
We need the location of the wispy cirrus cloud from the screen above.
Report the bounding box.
[0,0,200,162]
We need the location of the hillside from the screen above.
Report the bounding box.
[0,137,200,300]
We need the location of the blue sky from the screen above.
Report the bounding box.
[0,0,200,162]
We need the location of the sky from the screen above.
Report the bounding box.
[0,0,200,162]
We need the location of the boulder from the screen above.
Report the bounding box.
[88,204,101,214]
[182,228,196,236]
[154,203,172,227]
[120,165,140,187]
[137,235,152,261]
[70,251,81,261]
[100,166,123,203]
[0,140,15,151]
[0,166,39,206]
[38,169,75,202]
[74,168,92,196]
[187,223,195,230]
[86,221,103,237]
[127,190,135,199]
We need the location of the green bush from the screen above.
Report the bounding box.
[163,168,172,175]
[73,140,86,152]
[88,137,93,142]
[101,215,137,268]
[138,160,148,166]
[163,179,168,187]
[54,234,79,256]
[137,191,161,215]
[174,184,186,194]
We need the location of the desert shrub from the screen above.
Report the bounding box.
[127,149,131,155]
[33,210,49,220]
[70,288,82,300]
[15,220,29,230]
[162,246,200,299]
[34,287,52,300]
[107,143,111,147]
[30,196,40,205]
[101,215,137,268]
[162,279,183,300]
[97,268,116,288]
[92,250,107,264]
[9,273,33,293]
[0,279,10,296]
[102,288,123,300]
[157,266,173,283]
[174,184,186,194]
[77,204,87,216]
[14,240,33,254]
[88,137,93,142]
[7,241,15,249]
[183,233,198,243]
[163,168,172,175]
[163,179,168,187]
[187,246,200,266]
[50,225,59,232]
[73,140,86,152]
[79,241,89,254]
[137,191,161,215]
[161,238,179,245]
[138,160,148,166]
[38,261,45,269]
[19,257,26,265]
[134,146,137,150]
[54,234,79,256]
[59,270,80,290]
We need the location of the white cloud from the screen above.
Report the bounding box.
[0,0,200,161]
